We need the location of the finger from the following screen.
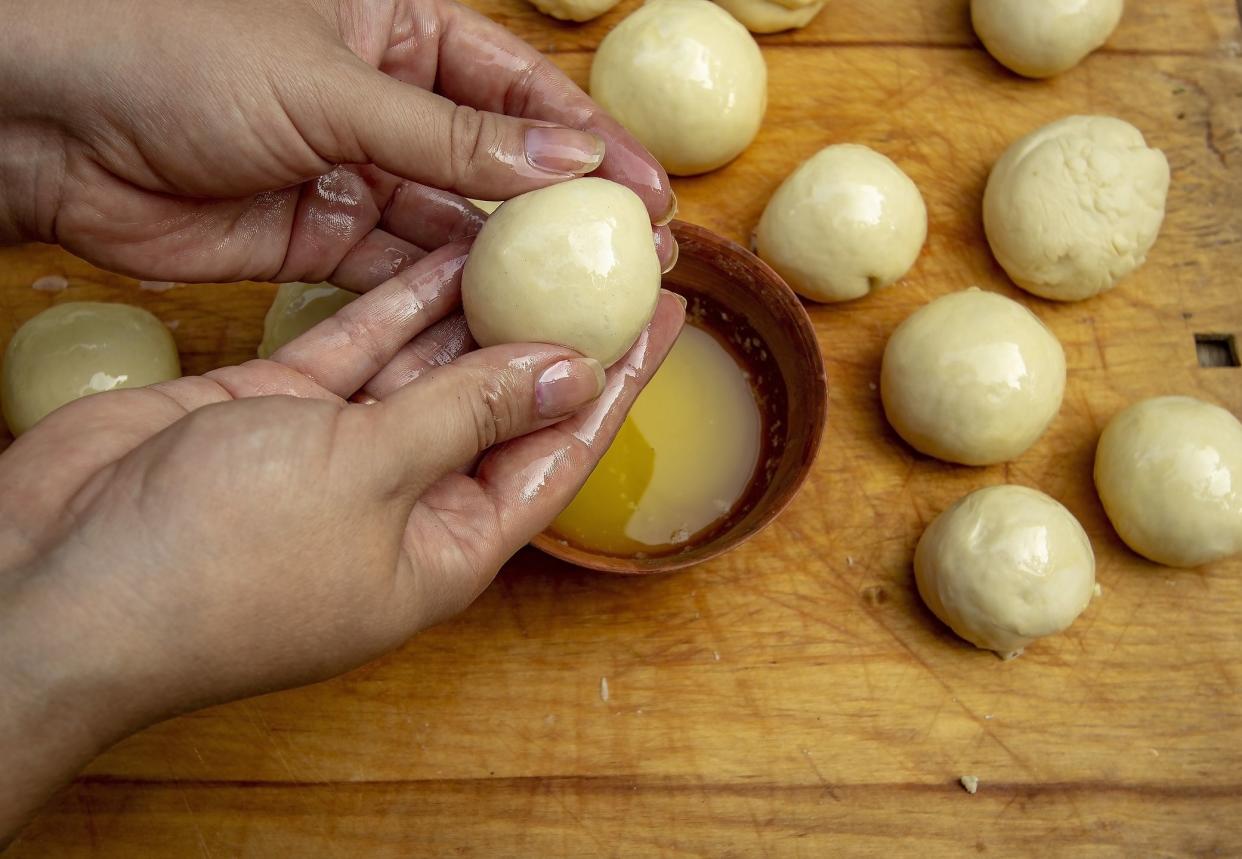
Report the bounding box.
[359,313,475,401]
[654,224,678,273]
[360,168,490,249]
[328,227,426,293]
[273,240,471,398]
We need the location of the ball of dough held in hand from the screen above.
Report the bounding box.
[462,178,661,368]
[258,282,355,359]
[915,485,1096,659]
[2,302,180,435]
[984,115,1169,302]
[971,0,1123,79]
[590,0,767,176]
[713,0,824,34]
[755,144,927,303]
[881,289,1065,465]
[1095,396,1242,568]
[527,0,620,21]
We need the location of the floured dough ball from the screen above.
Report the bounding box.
[258,282,355,359]
[527,0,620,21]
[881,289,1065,465]
[590,0,767,176]
[915,485,1096,659]
[2,302,180,435]
[1094,396,1242,568]
[755,144,927,303]
[462,178,661,367]
[713,0,824,33]
[971,0,1123,79]
[984,115,1169,302]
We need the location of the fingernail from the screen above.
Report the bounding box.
[525,127,606,176]
[661,238,680,275]
[536,357,606,419]
[664,289,687,310]
[654,191,679,227]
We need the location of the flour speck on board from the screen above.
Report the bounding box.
[600,677,610,702]
[959,775,979,795]
[31,275,68,292]
[138,280,180,292]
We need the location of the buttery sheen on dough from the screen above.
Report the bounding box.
[590,0,767,176]
[915,485,1096,659]
[971,0,1123,79]
[2,302,180,435]
[258,282,355,359]
[1094,396,1242,568]
[881,289,1066,465]
[527,0,620,21]
[462,178,661,367]
[713,0,825,33]
[984,115,1169,302]
[755,144,927,303]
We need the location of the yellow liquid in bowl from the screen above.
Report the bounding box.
[551,324,762,557]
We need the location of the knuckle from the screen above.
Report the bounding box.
[447,104,490,185]
[335,312,387,374]
[465,372,514,453]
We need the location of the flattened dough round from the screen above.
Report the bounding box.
[462,178,661,367]
[971,0,1123,79]
[2,302,180,435]
[713,0,824,33]
[881,288,1066,465]
[915,485,1096,658]
[984,115,1169,302]
[527,0,620,21]
[1094,396,1242,568]
[258,282,355,359]
[755,144,927,303]
[590,0,767,176]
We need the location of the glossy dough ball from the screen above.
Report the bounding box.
[527,0,620,21]
[2,302,180,435]
[590,0,767,176]
[881,289,1066,465]
[1094,396,1242,568]
[258,282,355,359]
[755,144,927,303]
[984,115,1169,302]
[713,0,824,33]
[971,0,1123,78]
[915,485,1096,659]
[462,178,661,367]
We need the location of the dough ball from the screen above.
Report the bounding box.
[469,199,502,215]
[462,178,661,367]
[2,302,180,435]
[713,0,824,33]
[881,288,1065,465]
[755,144,927,303]
[971,0,1123,79]
[915,485,1096,659]
[1094,396,1242,568]
[258,282,355,359]
[984,115,1169,302]
[590,0,767,176]
[527,0,620,21]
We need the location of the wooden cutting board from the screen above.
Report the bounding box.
[3,1,1241,855]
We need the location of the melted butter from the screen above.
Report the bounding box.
[551,324,762,557]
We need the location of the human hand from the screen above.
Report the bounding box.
[0,244,685,841]
[0,0,677,286]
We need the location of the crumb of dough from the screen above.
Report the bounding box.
[600,677,610,702]
[960,775,979,795]
[1093,583,1103,597]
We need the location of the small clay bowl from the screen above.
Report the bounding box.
[531,221,828,574]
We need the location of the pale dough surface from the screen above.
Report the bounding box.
[462,178,661,367]
[527,0,620,21]
[258,282,355,359]
[971,0,1123,79]
[881,288,1066,465]
[590,0,767,176]
[755,144,926,303]
[1094,396,1242,568]
[713,0,824,33]
[915,485,1096,658]
[2,301,180,435]
[984,115,1169,302]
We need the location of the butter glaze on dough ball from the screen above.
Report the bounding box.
[755,144,927,303]
[915,485,1096,659]
[462,178,661,368]
[590,0,767,176]
[2,302,180,436]
[527,0,620,22]
[984,115,1169,302]
[713,0,824,34]
[258,282,355,359]
[881,289,1066,466]
[1095,396,1242,568]
[971,0,1123,79]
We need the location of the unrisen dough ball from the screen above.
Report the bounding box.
[590,0,767,176]
[915,485,1096,659]
[971,0,1123,79]
[881,289,1065,465]
[1094,396,1242,568]
[713,0,824,33]
[755,144,927,303]
[2,302,180,435]
[258,282,355,359]
[462,178,661,367]
[984,115,1169,302]
[527,0,620,21]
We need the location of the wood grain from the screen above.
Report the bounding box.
[3,1,1242,855]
